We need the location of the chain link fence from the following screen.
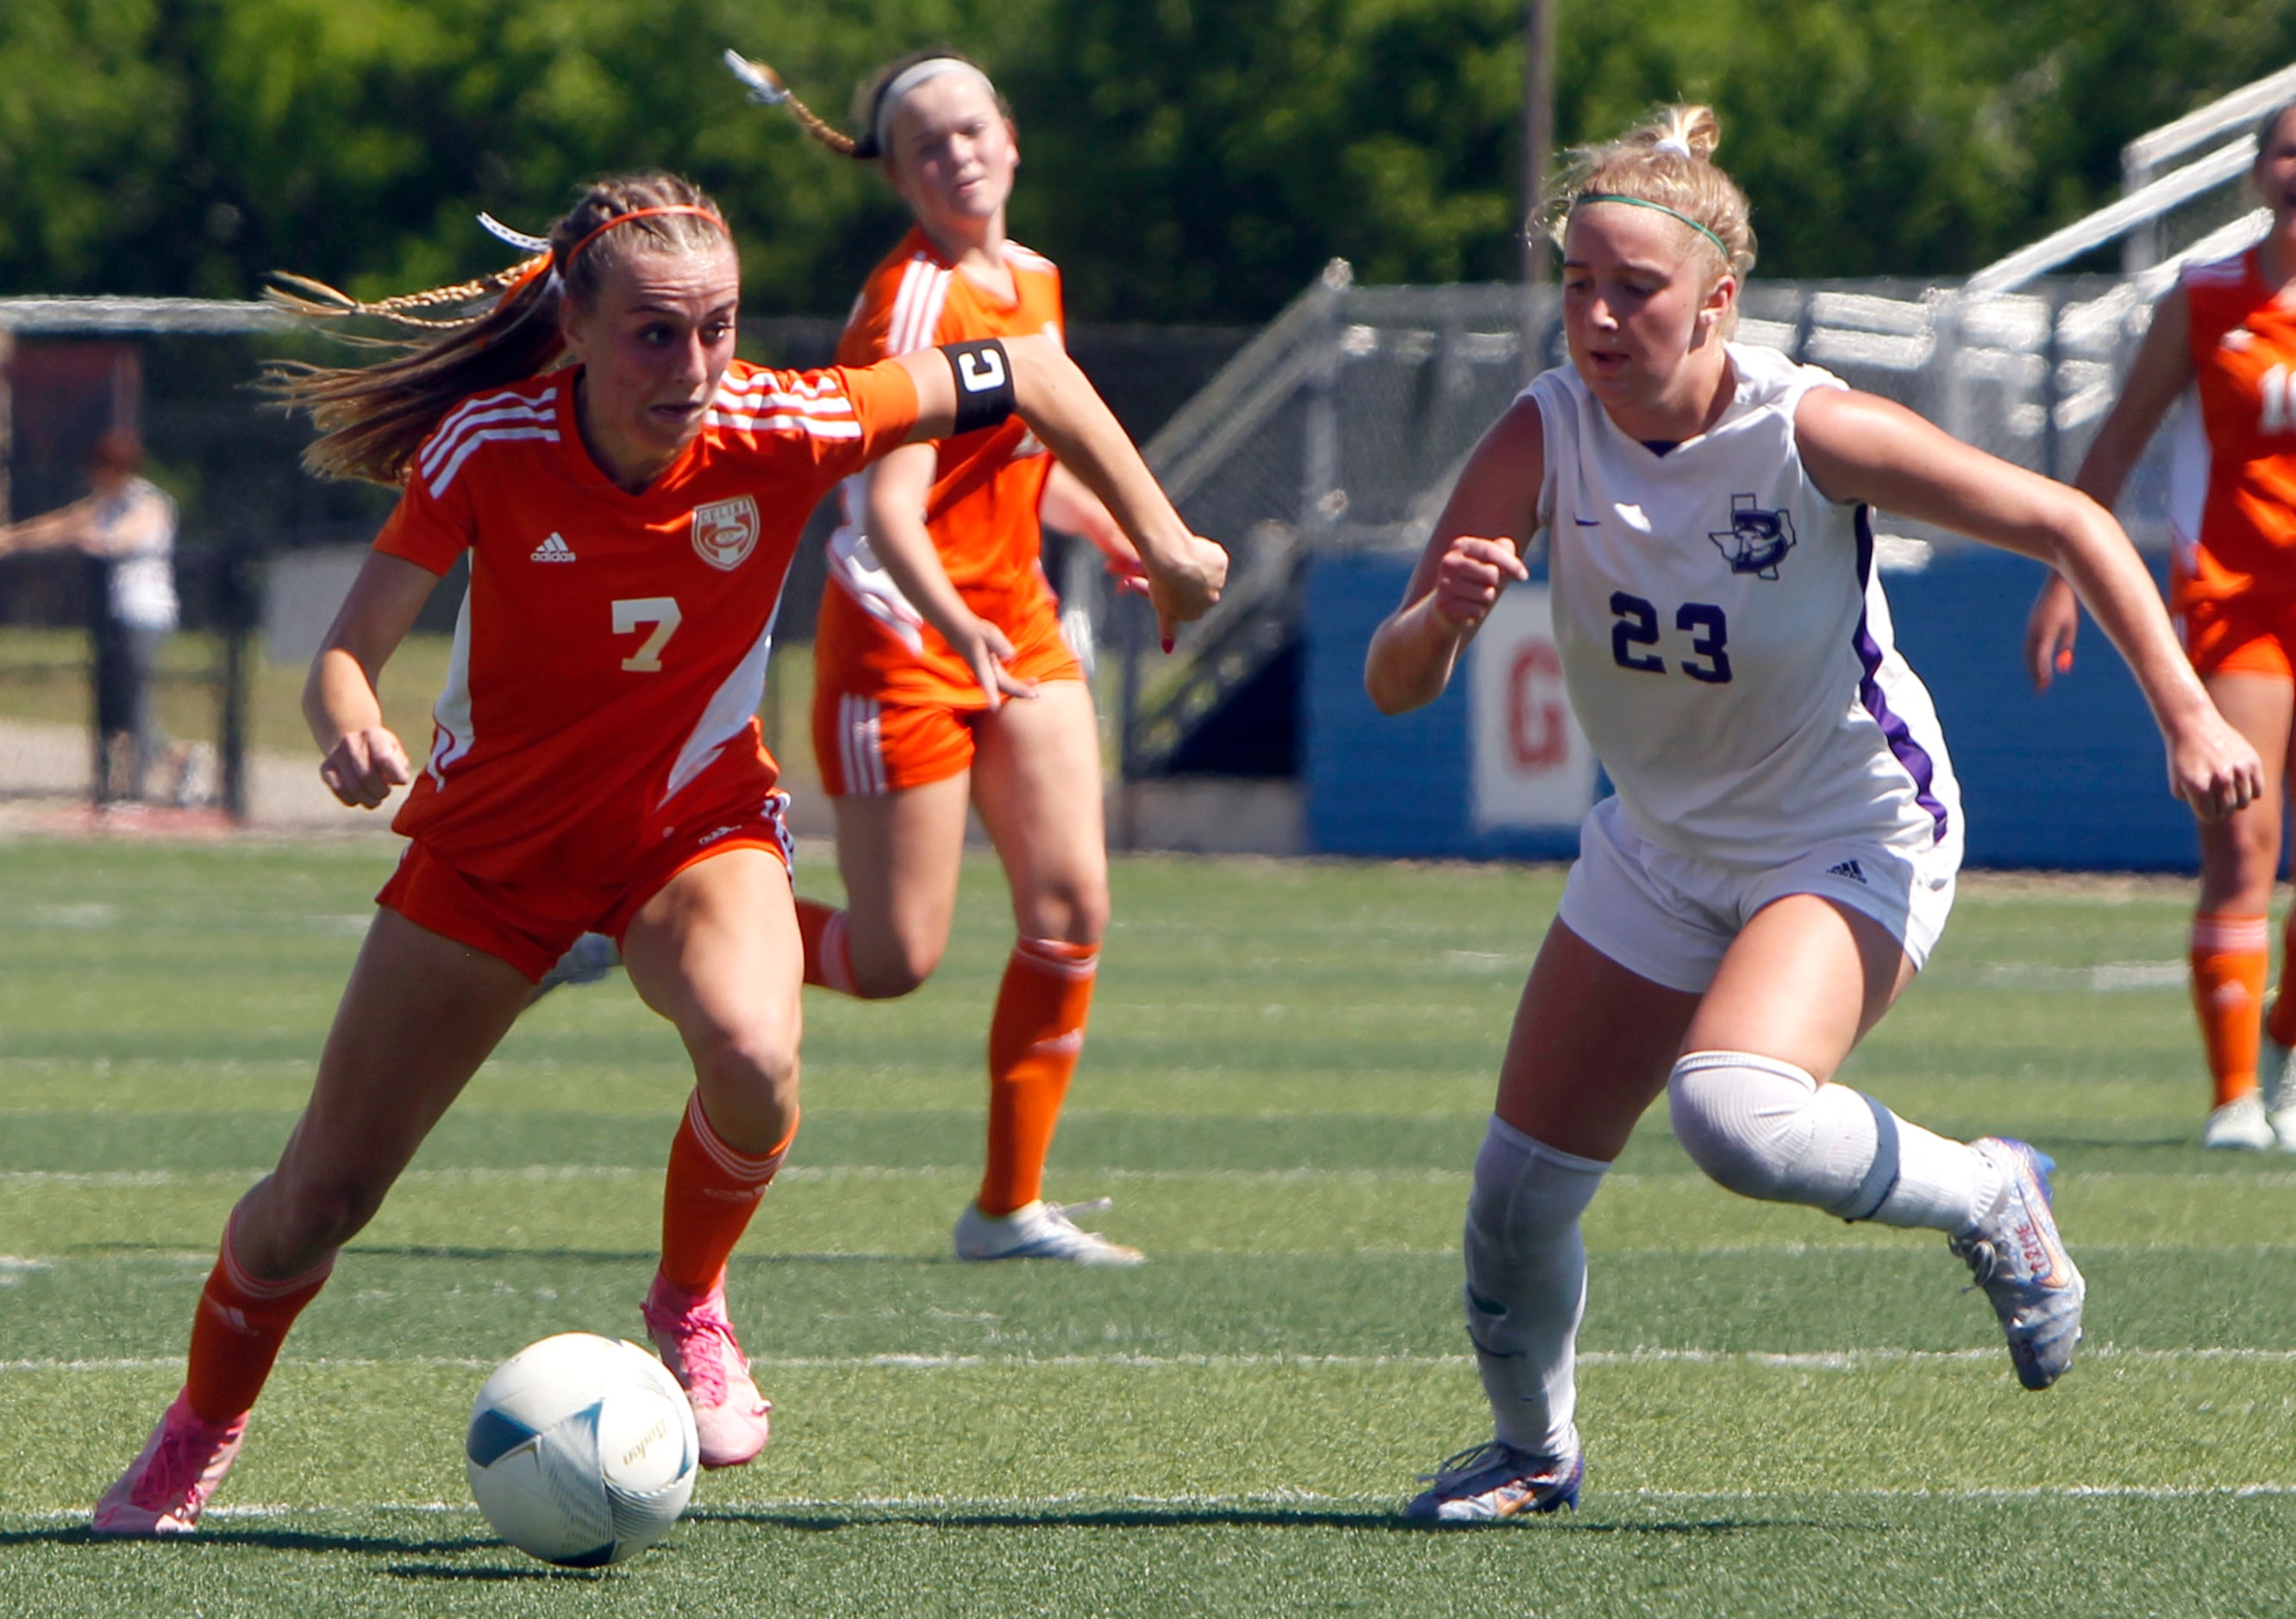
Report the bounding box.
[0,306,1247,820]
[1114,222,2275,778]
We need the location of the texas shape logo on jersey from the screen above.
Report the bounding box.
[1710,493,1796,578]
[691,495,760,572]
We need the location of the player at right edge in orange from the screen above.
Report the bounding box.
[2028,98,2296,1151]
[726,47,1169,1262]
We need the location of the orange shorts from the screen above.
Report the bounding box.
[377,791,794,982]
[813,603,1083,797]
[2173,556,2296,682]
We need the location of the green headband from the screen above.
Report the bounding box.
[1573,193,1731,263]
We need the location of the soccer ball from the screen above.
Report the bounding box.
[466,1332,699,1567]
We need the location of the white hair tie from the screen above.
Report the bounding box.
[477,213,553,255]
[723,48,789,107]
[1654,135,1694,159]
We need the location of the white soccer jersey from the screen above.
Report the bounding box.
[1529,342,1961,867]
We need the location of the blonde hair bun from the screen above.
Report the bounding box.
[1539,103,1754,279]
[1642,105,1720,164]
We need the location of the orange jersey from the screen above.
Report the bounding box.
[818,228,1073,705]
[373,358,918,881]
[2181,249,2296,595]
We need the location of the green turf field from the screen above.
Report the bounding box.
[3,843,2292,1616]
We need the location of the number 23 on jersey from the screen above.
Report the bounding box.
[1610,591,1732,684]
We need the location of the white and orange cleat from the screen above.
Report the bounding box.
[641,1272,772,1469]
[954,1198,1145,1267]
[1951,1138,2086,1391]
[92,1391,248,1535]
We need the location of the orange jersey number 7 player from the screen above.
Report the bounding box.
[91,170,1221,1535]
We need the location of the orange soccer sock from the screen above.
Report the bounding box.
[795,898,860,997]
[660,1090,796,1296]
[979,937,1098,1217]
[2193,911,2270,1108]
[182,1217,335,1423]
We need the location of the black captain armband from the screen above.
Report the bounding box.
[942,338,1017,434]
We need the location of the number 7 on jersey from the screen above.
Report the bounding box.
[613,597,682,672]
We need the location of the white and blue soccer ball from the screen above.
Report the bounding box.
[466,1332,699,1567]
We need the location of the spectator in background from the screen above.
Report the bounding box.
[0,433,181,802]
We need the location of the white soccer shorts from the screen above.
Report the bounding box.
[1555,795,1959,994]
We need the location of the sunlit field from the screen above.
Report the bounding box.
[3,843,2292,1616]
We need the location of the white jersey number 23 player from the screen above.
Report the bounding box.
[1534,341,1962,873]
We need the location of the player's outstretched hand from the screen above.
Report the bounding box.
[321,727,411,810]
[1430,534,1530,634]
[1148,534,1228,653]
[950,612,1037,710]
[2025,573,2080,691]
[2168,709,2265,822]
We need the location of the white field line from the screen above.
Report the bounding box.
[1975,960,2188,992]
[0,1165,1470,1187]
[11,1484,2296,1523]
[9,1345,2296,1377]
[10,1237,2296,1265]
[11,1164,2296,1189]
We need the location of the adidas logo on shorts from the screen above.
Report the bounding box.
[529,533,577,563]
[1825,858,1867,885]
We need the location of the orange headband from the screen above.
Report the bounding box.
[562,205,729,267]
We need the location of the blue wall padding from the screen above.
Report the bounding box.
[1302,548,2205,872]
[1303,553,1581,862]
[1884,547,2199,872]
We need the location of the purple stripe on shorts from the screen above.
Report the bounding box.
[1853,507,1949,843]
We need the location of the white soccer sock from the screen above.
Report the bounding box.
[1668,1050,2001,1233]
[1461,1116,1608,1457]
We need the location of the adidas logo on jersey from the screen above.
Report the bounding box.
[1825,859,1867,885]
[529,533,577,563]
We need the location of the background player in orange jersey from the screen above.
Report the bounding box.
[90,169,1224,1537]
[2029,100,2296,1152]
[726,49,1186,1264]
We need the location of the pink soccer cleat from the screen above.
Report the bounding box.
[641,1272,773,1469]
[92,1391,248,1535]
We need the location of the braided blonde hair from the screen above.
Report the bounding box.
[266,171,731,485]
[733,47,1012,164]
[1539,105,1756,283]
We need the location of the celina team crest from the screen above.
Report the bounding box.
[1710,492,1796,578]
[691,496,761,572]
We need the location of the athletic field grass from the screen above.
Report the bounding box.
[3,842,2293,1616]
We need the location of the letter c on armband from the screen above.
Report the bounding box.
[942,339,1017,435]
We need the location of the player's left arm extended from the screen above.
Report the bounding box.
[1797,386,2262,820]
[894,336,1223,645]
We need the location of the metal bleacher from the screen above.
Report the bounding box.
[1117,65,2296,786]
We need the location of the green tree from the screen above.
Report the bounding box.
[2,0,2294,321]
[1001,0,1525,320]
